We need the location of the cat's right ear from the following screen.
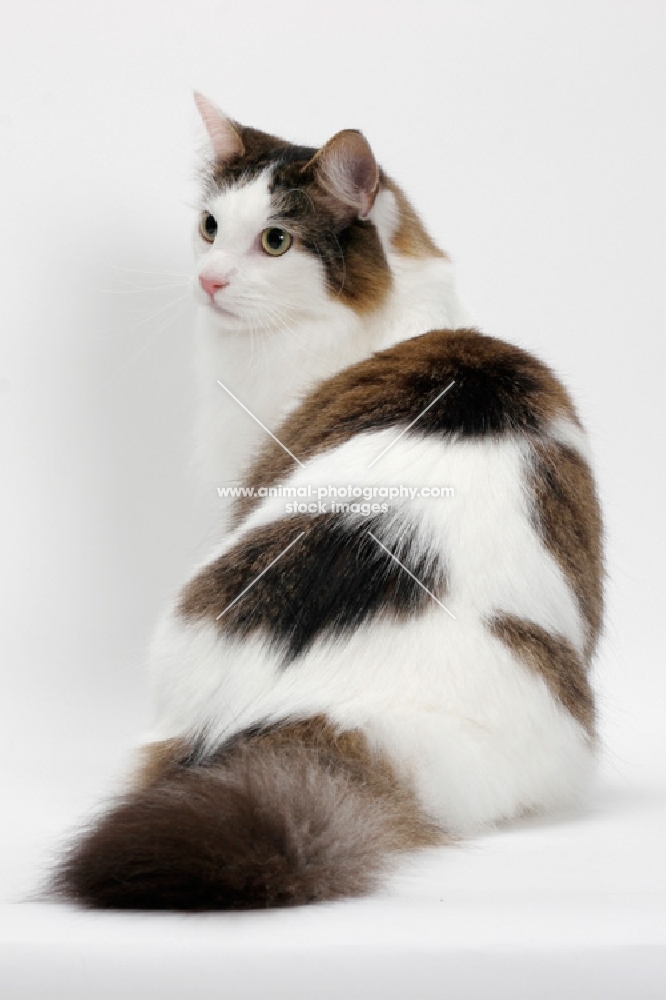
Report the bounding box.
[193,92,245,165]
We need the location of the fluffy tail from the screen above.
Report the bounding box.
[53,718,441,910]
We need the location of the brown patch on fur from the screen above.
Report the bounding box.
[215,716,441,852]
[271,158,392,315]
[489,615,595,737]
[177,513,311,621]
[233,328,578,527]
[207,123,316,191]
[131,737,191,792]
[53,716,442,911]
[529,441,604,657]
[178,512,445,658]
[383,176,447,259]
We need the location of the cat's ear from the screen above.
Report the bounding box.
[309,130,380,219]
[193,92,244,165]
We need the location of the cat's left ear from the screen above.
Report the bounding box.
[309,130,380,219]
[193,92,244,164]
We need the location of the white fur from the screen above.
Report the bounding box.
[149,608,591,837]
[547,414,594,463]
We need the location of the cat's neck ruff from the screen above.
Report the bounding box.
[195,250,470,511]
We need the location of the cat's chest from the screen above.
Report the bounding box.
[194,309,369,518]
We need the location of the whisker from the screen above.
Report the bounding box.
[97,282,191,295]
[111,296,191,377]
[106,262,194,281]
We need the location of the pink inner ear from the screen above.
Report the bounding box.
[193,92,244,164]
[346,141,379,216]
[316,130,380,219]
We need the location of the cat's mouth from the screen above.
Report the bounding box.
[207,299,240,321]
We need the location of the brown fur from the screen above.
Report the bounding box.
[215,717,441,851]
[489,615,595,737]
[529,441,604,657]
[233,328,578,527]
[177,513,314,621]
[206,122,309,191]
[271,158,392,315]
[383,176,447,259]
[53,717,442,911]
[132,737,190,791]
[178,512,445,657]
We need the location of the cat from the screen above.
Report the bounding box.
[54,93,603,910]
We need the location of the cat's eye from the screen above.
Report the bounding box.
[199,212,218,243]
[261,228,293,257]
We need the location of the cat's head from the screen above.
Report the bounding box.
[193,94,443,333]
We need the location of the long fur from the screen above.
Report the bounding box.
[52,101,603,912]
[54,724,441,910]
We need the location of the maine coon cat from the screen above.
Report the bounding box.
[55,94,603,910]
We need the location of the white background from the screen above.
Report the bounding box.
[1,2,665,997]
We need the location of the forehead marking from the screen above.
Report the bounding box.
[207,170,275,246]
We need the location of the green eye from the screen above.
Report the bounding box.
[261,227,293,256]
[200,212,217,243]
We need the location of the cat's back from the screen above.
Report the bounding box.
[149,326,602,834]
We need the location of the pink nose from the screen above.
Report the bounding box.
[199,275,228,297]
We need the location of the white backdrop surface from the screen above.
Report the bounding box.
[1,1,665,997]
